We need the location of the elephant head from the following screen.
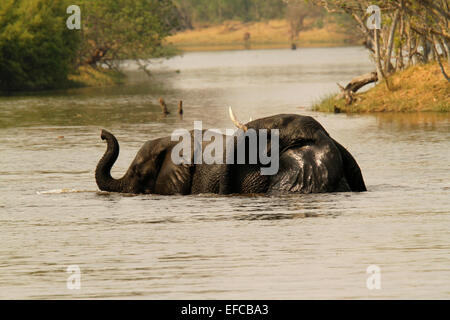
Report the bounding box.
[219,113,367,194]
[95,130,195,194]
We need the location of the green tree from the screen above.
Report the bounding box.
[78,0,180,71]
[0,0,79,91]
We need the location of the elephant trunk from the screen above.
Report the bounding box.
[95,129,126,192]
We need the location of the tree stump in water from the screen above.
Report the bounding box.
[159,98,170,115]
[178,100,183,115]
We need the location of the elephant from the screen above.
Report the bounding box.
[95,112,366,195]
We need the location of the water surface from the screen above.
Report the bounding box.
[0,47,449,299]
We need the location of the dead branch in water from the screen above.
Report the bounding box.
[336,71,378,105]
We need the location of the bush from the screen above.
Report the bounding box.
[0,0,80,91]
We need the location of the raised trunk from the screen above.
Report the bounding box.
[95,130,126,192]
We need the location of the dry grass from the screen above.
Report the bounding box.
[68,66,125,88]
[166,19,357,51]
[313,62,450,113]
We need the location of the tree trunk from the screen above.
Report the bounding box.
[421,35,430,63]
[385,10,400,74]
[397,12,405,70]
[444,40,450,64]
[374,29,391,90]
[374,29,384,80]
[431,35,450,82]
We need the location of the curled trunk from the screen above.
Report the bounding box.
[95,130,126,192]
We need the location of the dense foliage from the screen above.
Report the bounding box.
[78,0,179,69]
[0,0,79,91]
[0,0,180,92]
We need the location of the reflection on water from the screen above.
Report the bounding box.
[0,47,449,299]
[374,112,450,131]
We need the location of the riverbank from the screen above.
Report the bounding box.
[166,19,358,51]
[68,66,126,88]
[313,63,450,113]
[0,66,124,95]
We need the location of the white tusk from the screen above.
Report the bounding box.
[249,117,253,122]
[228,107,248,132]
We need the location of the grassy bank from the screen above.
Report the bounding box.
[0,66,125,95]
[313,63,450,113]
[166,19,358,51]
[68,66,126,88]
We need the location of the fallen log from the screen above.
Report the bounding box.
[336,71,378,105]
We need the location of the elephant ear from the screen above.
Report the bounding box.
[154,146,194,195]
[219,115,322,194]
[250,114,366,192]
[126,137,172,193]
[331,138,367,192]
[151,133,197,195]
[218,130,273,194]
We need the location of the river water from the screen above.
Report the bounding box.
[0,47,449,299]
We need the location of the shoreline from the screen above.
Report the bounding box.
[313,63,450,113]
[4,51,448,115]
[167,42,356,53]
[166,19,360,53]
[68,66,126,88]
